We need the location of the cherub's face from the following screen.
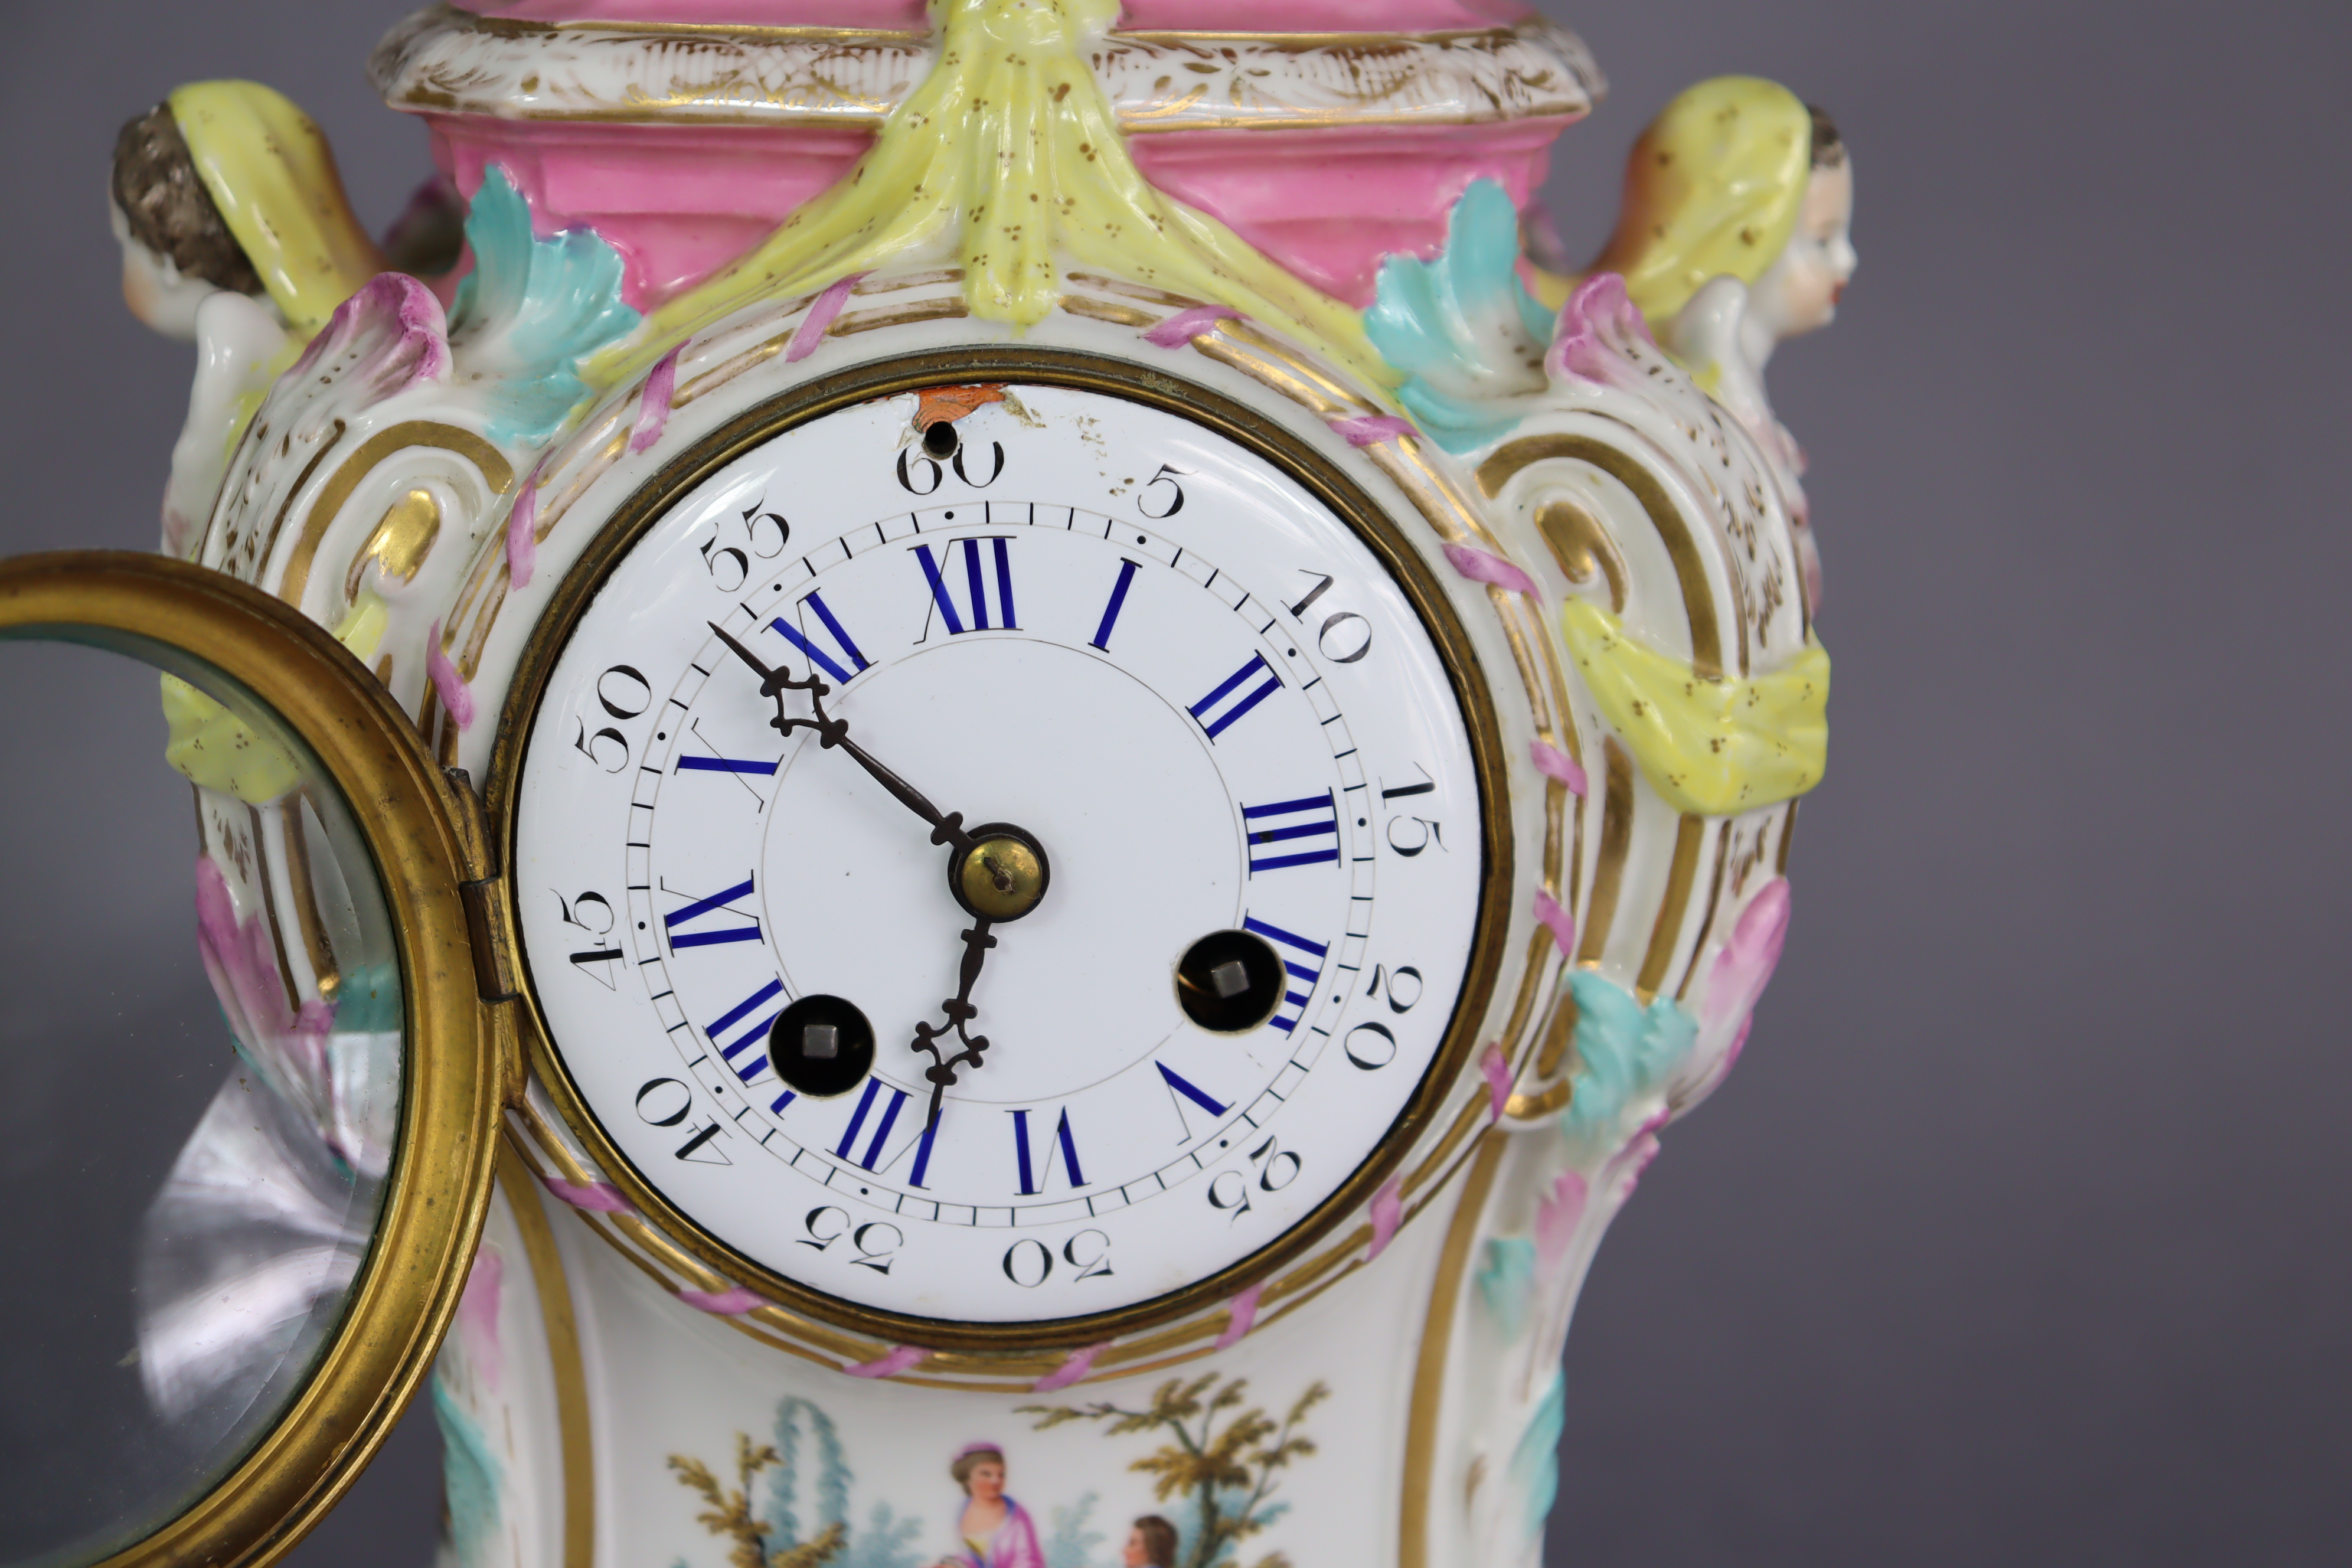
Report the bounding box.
[1122,1528,1148,1567]
[967,1462,1006,1502]
[113,205,220,343]
[1752,159,1858,342]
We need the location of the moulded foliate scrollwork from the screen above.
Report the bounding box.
[1357,128,1838,1561]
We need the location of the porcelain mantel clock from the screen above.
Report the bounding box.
[18,4,1849,1566]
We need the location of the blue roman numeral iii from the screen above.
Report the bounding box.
[1243,790,1341,873]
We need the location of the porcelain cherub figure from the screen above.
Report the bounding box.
[1551,76,1858,611]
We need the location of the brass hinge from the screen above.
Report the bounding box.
[444,767,521,1004]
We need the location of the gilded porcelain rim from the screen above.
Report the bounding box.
[481,345,1514,1355]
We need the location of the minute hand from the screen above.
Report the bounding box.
[706,619,975,854]
[824,732,976,855]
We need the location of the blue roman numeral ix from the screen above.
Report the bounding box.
[1243,791,1342,873]
[1243,914,1328,1035]
[664,876,762,951]
[1190,652,1282,740]
[768,590,869,685]
[913,537,1017,635]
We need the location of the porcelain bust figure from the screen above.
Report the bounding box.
[58,5,1847,1566]
[1550,76,1859,611]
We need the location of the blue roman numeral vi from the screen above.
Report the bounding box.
[1010,1106,1086,1194]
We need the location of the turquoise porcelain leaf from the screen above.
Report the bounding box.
[431,1377,504,1566]
[1508,1371,1567,1543]
[1559,968,1700,1144]
[1476,1236,1538,1340]
[1366,179,1554,455]
[449,168,642,447]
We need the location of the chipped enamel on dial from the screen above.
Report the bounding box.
[514,384,1482,1327]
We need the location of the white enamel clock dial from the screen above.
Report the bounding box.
[513,377,1487,1328]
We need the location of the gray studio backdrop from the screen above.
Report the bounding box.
[1,2,2344,1563]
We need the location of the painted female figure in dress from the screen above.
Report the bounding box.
[934,1444,1044,1568]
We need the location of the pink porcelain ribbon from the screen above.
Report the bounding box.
[843,1344,931,1379]
[1533,889,1576,958]
[1702,878,1792,1037]
[787,272,866,363]
[1480,1043,1513,1122]
[1328,414,1416,448]
[1549,272,1655,388]
[1214,1282,1264,1350]
[505,459,545,590]
[680,1285,767,1317]
[540,1175,632,1214]
[1530,740,1588,796]
[1535,1171,1588,1276]
[1441,543,1540,597]
[628,345,682,454]
[1144,305,1241,348]
[426,619,475,730]
[1364,1176,1406,1263]
[1032,1342,1110,1393]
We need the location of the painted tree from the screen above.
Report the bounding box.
[669,1432,847,1568]
[1021,1375,1326,1568]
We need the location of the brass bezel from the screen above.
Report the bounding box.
[0,553,501,1568]
[484,347,1511,1353]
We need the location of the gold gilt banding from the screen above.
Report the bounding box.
[496,1143,596,1568]
[1059,294,1159,329]
[1635,814,1706,1001]
[1536,986,1578,1078]
[247,420,347,586]
[282,422,514,611]
[276,796,341,998]
[1675,820,1734,1002]
[1400,1131,1507,1568]
[1478,433,1731,678]
[1577,739,1635,963]
[1534,496,1625,612]
[829,299,971,335]
[344,489,443,603]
